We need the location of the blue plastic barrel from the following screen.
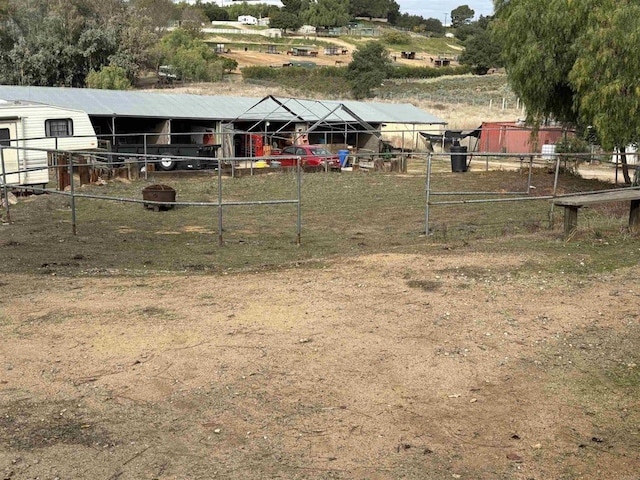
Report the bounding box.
[338,149,349,167]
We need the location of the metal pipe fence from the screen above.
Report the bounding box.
[0,144,303,246]
[423,151,640,236]
[2,141,640,244]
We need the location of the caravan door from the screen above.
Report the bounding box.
[0,121,20,185]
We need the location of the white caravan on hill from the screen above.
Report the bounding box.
[0,100,97,187]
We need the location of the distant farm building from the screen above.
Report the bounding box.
[287,46,319,57]
[238,15,258,25]
[0,86,446,161]
[477,122,571,154]
[433,56,451,67]
[298,25,316,35]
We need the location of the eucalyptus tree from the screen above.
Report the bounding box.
[302,0,350,28]
[348,0,399,19]
[451,4,475,27]
[346,41,392,99]
[569,0,640,183]
[493,0,640,183]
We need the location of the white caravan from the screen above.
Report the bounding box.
[0,100,97,187]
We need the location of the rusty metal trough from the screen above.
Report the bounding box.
[142,184,176,211]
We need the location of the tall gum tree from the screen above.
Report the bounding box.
[346,41,392,99]
[569,0,640,183]
[493,0,640,183]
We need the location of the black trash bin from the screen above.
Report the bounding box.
[450,145,468,172]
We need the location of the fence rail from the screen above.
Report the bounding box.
[2,144,640,245]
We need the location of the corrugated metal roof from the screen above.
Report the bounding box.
[0,85,445,125]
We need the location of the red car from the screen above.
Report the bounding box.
[274,145,341,171]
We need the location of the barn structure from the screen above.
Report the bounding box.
[0,86,446,160]
[477,121,570,154]
[286,46,319,57]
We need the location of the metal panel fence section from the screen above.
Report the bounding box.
[2,140,640,244]
[0,144,303,246]
[423,151,640,237]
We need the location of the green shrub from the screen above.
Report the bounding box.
[387,65,471,79]
[86,66,131,90]
[555,135,593,170]
[381,30,411,45]
[242,66,350,96]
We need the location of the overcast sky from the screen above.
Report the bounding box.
[396,0,494,23]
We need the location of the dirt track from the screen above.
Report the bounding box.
[2,252,639,479]
[208,34,452,70]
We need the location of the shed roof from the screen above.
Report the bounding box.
[0,85,446,125]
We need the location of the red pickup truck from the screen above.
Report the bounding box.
[273,145,341,172]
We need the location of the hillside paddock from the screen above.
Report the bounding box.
[1,169,639,479]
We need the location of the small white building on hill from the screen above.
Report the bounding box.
[238,15,258,25]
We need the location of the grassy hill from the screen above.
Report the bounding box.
[178,26,521,128]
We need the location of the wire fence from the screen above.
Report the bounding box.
[377,91,523,109]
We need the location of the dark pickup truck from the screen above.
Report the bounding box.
[112,144,222,171]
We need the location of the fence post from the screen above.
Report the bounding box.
[143,133,148,180]
[54,137,59,186]
[217,156,223,246]
[1,147,11,224]
[549,154,561,229]
[69,155,77,236]
[401,131,406,173]
[425,153,432,236]
[296,156,302,245]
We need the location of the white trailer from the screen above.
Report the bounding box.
[0,100,97,187]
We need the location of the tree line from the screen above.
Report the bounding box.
[0,0,481,89]
[0,0,237,88]
[203,0,450,37]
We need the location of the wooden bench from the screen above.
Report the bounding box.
[554,189,640,239]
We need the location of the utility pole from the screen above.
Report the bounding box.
[443,12,448,27]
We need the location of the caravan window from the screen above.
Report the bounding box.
[0,128,10,146]
[45,119,73,137]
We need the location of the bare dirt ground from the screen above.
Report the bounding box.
[208,34,451,70]
[3,66,638,479]
[1,252,639,479]
[221,49,353,69]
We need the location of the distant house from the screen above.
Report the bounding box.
[238,15,258,25]
[355,16,388,23]
[298,25,316,35]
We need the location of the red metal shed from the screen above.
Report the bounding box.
[478,122,569,154]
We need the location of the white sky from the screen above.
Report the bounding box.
[396,0,494,23]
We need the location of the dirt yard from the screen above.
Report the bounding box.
[221,49,353,69]
[224,49,447,70]
[208,34,452,70]
[1,251,639,479]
